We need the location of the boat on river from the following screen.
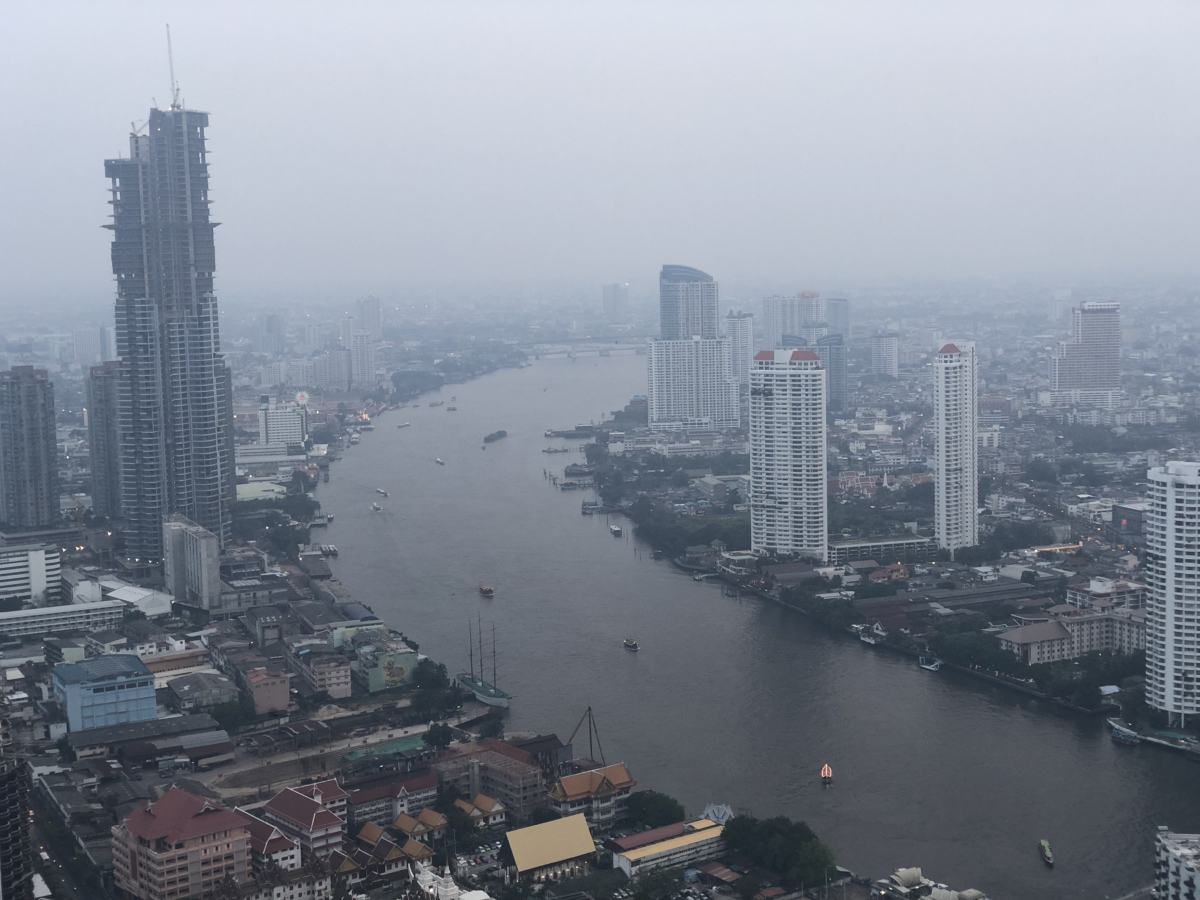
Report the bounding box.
[457,619,511,707]
[479,584,495,597]
[1107,717,1142,745]
[376,488,389,497]
[429,400,444,407]
[396,422,411,429]
[918,656,943,672]
[623,638,640,652]
[435,458,445,466]
[1039,839,1054,866]
[859,622,887,645]
[484,430,508,443]
[370,502,383,512]
[609,524,623,537]
[820,763,833,785]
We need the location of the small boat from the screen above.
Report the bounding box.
[375,488,389,497]
[326,513,335,523]
[918,656,943,672]
[447,406,458,411]
[542,447,570,454]
[651,549,665,560]
[860,623,887,645]
[479,584,495,597]
[484,430,508,444]
[429,400,444,407]
[623,638,640,652]
[820,763,833,785]
[396,422,411,429]
[1039,839,1054,866]
[1108,717,1142,745]
[609,524,623,537]
[370,502,383,512]
[435,458,445,466]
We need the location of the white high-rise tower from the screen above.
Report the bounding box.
[1145,461,1200,726]
[724,311,755,386]
[934,342,978,553]
[750,350,827,561]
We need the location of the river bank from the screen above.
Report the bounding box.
[314,354,1199,900]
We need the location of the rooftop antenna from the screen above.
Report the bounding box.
[166,23,180,109]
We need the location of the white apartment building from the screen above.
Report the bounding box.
[0,600,124,638]
[934,343,979,554]
[724,311,755,386]
[350,332,376,389]
[647,338,740,430]
[870,333,900,378]
[257,397,308,445]
[761,294,823,349]
[749,350,828,561]
[1155,827,1200,900]
[1146,462,1200,726]
[0,544,61,605]
[1051,301,1121,407]
[162,516,222,611]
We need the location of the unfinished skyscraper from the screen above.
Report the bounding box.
[105,104,234,560]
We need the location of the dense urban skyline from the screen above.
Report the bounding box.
[6,2,1200,308]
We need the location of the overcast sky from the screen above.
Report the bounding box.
[3,1,1200,308]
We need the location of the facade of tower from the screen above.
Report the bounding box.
[105,105,235,559]
[1051,301,1121,403]
[870,333,900,378]
[0,756,31,900]
[87,361,123,519]
[1145,462,1200,726]
[824,297,850,339]
[749,350,828,561]
[816,334,847,413]
[647,338,740,429]
[934,343,979,553]
[724,311,755,385]
[356,296,383,342]
[602,282,630,321]
[350,332,376,388]
[0,367,59,530]
[762,293,823,349]
[659,265,718,339]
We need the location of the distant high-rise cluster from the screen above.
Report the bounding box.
[749,350,828,560]
[761,292,823,349]
[102,104,235,559]
[870,333,900,378]
[934,343,979,554]
[0,366,59,529]
[647,266,739,429]
[1051,301,1121,406]
[1145,462,1200,727]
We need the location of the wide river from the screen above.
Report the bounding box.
[321,354,1192,899]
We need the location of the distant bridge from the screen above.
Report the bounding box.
[526,341,646,359]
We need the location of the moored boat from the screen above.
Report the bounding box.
[455,673,512,708]
[918,656,943,672]
[1039,839,1054,866]
[860,622,887,645]
[1107,717,1142,745]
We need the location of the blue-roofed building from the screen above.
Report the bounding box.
[51,654,157,731]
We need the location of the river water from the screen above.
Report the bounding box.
[319,354,1191,899]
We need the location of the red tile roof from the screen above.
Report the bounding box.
[234,808,298,856]
[123,788,247,844]
[789,350,819,362]
[264,787,345,833]
[348,769,438,806]
[293,778,348,803]
[754,351,775,361]
[938,343,960,354]
[610,822,686,851]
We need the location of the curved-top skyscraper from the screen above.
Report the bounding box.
[104,103,235,560]
[659,265,718,339]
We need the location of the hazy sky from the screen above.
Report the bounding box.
[4,1,1200,307]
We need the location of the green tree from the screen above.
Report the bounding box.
[633,868,679,900]
[423,722,454,749]
[413,659,450,690]
[625,790,685,828]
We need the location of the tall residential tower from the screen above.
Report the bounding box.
[0,367,59,530]
[105,104,235,559]
[933,343,979,553]
[658,265,718,339]
[1145,461,1200,727]
[749,350,828,561]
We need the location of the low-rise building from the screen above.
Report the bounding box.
[1066,577,1146,610]
[346,769,438,827]
[52,655,157,732]
[285,637,352,699]
[548,763,635,830]
[235,808,302,873]
[111,788,251,900]
[434,741,545,822]
[502,813,595,882]
[611,819,725,877]
[453,793,507,829]
[998,606,1145,665]
[262,786,345,858]
[245,667,291,715]
[0,543,61,605]
[0,600,123,639]
[350,633,418,692]
[167,671,240,711]
[394,807,447,845]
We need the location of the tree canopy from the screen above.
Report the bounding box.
[625,790,685,828]
[721,815,835,889]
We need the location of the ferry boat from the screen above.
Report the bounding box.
[1039,839,1054,866]
[623,638,640,652]
[1107,717,1142,745]
[435,458,445,466]
[478,584,495,597]
[375,488,389,497]
[859,622,887,645]
[918,656,943,672]
[370,502,383,512]
[820,763,833,785]
[609,524,623,537]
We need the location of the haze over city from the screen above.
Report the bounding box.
[5,1,1200,307]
